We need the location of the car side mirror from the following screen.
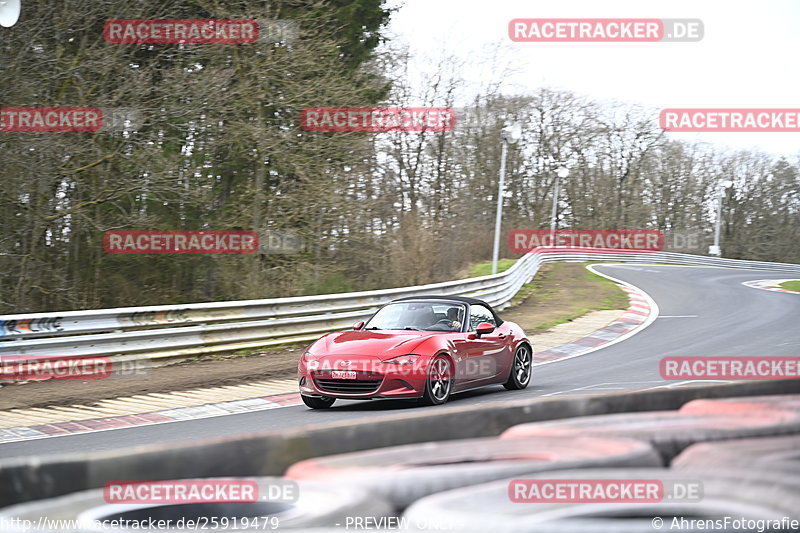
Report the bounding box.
[353,321,365,330]
[475,322,495,337]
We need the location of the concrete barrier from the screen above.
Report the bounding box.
[1,380,798,507]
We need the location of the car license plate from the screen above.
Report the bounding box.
[331,370,357,379]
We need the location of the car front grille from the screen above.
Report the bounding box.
[314,378,382,394]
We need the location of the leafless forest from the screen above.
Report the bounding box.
[1,1,798,313]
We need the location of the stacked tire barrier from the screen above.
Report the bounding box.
[285,435,662,510]
[672,435,800,473]
[311,393,800,532]
[0,478,392,531]
[4,389,799,531]
[498,408,800,460]
[402,468,799,532]
[400,394,800,532]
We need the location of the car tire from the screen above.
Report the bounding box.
[302,394,336,409]
[419,355,452,406]
[403,467,800,532]
[672,434,800,474]
[0,477,393,531]
[503,343,532,390]
[286,435,661,511]
[500,409,800,461]
[680,394,800,416]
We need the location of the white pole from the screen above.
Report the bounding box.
[492,137,509,274]
[709,180,732,256]
[549,173,560,246]
[712,187,724,253]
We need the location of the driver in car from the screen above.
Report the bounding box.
[445,307,462,331]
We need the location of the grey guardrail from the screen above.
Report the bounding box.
[1,249,798,361]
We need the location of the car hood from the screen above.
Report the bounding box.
[309,330,433,360]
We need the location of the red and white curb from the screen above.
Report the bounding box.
[535,265,658,366]
[0,266,658,445]
[0,392,302,444]
[742,279,799,294]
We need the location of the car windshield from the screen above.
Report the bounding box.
[365,302,466,332]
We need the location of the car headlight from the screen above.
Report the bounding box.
[385,354,421,365]
[301,351,318,362]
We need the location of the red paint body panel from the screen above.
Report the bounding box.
[298,320,530,401]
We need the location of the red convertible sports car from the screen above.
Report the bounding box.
[298,295,533,409]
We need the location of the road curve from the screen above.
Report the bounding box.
[1,264,797,461]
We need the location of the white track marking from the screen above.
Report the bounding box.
[642,379,736,391]
[531,264,661,366]
[540,381,665,397]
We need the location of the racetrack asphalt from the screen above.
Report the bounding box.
[1,264,797,461]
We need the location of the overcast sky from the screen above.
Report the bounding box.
[384,0,800,156]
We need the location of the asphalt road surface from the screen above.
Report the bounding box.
[1,264,798,460]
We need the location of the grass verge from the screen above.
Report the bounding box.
[466,259,516,277]
[465,259,629,331]
[779,280,800,293]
